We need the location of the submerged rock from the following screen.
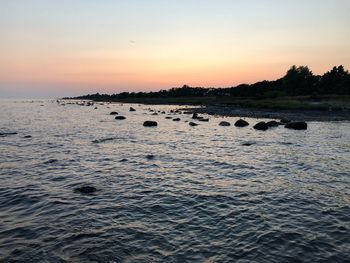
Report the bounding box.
[189,122,198,126]
[242,142,255,146]
[110,111,118,115]
[146,154,155,160]
[173,118,181,121]
[92,137,116,144]
[129,107,136,112]
[266,121,280,127]
[143,121,158,127]
[115,116,126,120]
[253,122,269,131]
[44,159,58,164]
[23,135,32,138]
[280,118,291,124]
[234,119,249,127]
[165,116,173,119]
[285,121,307,130]
[198,118,209,122]
[152,113,158,115]
[192,113,199,119]
[219,121,231,126]
[74,186,97,194]
[0,132,18,137]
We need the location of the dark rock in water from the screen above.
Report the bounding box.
[161,111,166,114]
[94,107,98,109]
[208,112,215,116]
[23,135,32,138]
[219,121,231,126]
[110,111,118,115]
[242,142,255,146]
[143,121,158,127]
[165,116,172,119]
[74,186,97,194]
[281,142,293,145]
[152,113,158,115]
[253,122,269,131]
[120,158,128,162]
[129,107,136,112]
[189,122,198,126]
[173,118,181,121]
[280,118,291,124]
[115,116,126,120]
[198,118,209,122]
[146,154,155,160]
[192,113,199,119]
[183,111,192,115]
[285,121,307,130]
[234,119,249,127]
[266,121,279,127]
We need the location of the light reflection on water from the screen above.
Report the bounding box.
[0,100,349,263]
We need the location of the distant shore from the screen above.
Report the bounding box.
[64,64,350,121]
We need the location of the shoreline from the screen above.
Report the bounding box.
[183,105,350,122]
[66,98,350,122]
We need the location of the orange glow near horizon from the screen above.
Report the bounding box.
[1,1,349,97]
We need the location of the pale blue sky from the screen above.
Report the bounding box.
[1,0,349,98]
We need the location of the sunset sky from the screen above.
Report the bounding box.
[1,0,349,98]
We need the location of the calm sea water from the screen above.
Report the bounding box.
[0,100,349,263]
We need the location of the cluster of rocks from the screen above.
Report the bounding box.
[73,105,309,195]
[108,107,307,130]
[217,118,307,130]
[252,120,307,131]
[192,113,209,122]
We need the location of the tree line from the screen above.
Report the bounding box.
[67,65,350,100]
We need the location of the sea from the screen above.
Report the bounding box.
[0,99,349,263]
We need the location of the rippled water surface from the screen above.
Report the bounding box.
[0,100,349,263]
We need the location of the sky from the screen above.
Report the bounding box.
[0,0,349,98]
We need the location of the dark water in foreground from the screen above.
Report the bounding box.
[0,100,349,263]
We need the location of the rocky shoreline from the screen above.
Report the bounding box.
[184,105,350,122]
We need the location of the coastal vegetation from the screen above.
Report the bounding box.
[67,65,350,110]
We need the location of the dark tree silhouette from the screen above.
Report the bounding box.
[66,65,350,101]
